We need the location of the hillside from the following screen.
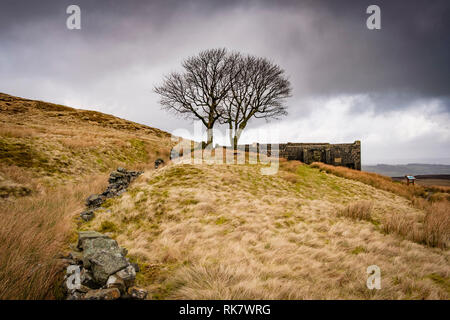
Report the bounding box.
[0,92,173,195]
[0,93,448,300]
[81,160,449,299]
[0,93,174,299]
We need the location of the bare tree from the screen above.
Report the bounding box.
[221,54,292,149]
[154,48,239,146]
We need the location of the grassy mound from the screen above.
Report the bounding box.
[82,161,449,299]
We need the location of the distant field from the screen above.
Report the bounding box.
[363,164,450,177]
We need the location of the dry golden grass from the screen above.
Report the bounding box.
[0,176,108,299]
[381,200,450,249]
[423,201,450,249]
[0,126,39,138]
[0,93,173,299]
[311,162,450,250]
[310,162,427,200]
[1,92,449,300]
[0,93,174,189]
[82,163,449,300]
[58,137,100,149]
[338,201,373,221]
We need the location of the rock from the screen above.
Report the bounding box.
[117,167,126,173]
[77,285,91,294]
[59,258,76,269]
[131,262,140,273]
[115,264,136,287]
[106,275,126,293]
[69,251,84,264]
[78,233,129,284]
[86,194,105,208]
[155,158,164,169]
[82,237,121,256]
[67,291,84,300]
[80,268,98,288]
[88,250,129,285]
[77,231,109,250]
[128,287,148,300]
[80,209,95,222]
[84,288,121,300]
[109,171,127,184]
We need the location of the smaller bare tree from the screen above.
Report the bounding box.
[154,48,239,147]
[221,55,292,149]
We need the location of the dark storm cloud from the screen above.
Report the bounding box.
[0,0,449,163]
[1,0,448,103]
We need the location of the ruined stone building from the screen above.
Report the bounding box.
[242,140,361,170]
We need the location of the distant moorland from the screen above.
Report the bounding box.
[363,164,450,177]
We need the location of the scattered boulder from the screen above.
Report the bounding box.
[84,288,121,300]
[128,286,148,300]
[106,275,126,293]
[89,250,129,284]
[69,251,84,264]
[154,158,164,169]
[67,291,85,300]
[86,194,105,208]
[80,235,129,284]
[115,264,136,287]
[77,231,109,250]
[80,209,95,222]
[60,231,147,300]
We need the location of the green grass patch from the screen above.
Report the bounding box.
[425,273,450,293]
[351,246,367,255]
[215,216,229,225]
[98,220,118,233]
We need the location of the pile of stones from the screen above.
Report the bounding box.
[154,158,164,169]
[61,231,148,300]
[81,167,143,221]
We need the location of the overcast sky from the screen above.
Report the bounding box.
[1,0,449,164]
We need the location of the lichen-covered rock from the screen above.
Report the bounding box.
[82,237,121,256]
[84,288,120,300]
[88,250,129,285]
[77,231,109,250]
[106,275,126,293]
[115,264,136,287]
[66,291,85,300]
[86,194,105,208]
[80,209,95,222]
[128,287,148,300]
[69,251,84,264]
[79,235,129,284]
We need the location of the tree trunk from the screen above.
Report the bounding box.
[206,127,213,148]
[233,135,238,151]
[228,121,233,147]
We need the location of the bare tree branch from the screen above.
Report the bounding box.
[154,48,239,146]
[221,54,292,148]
